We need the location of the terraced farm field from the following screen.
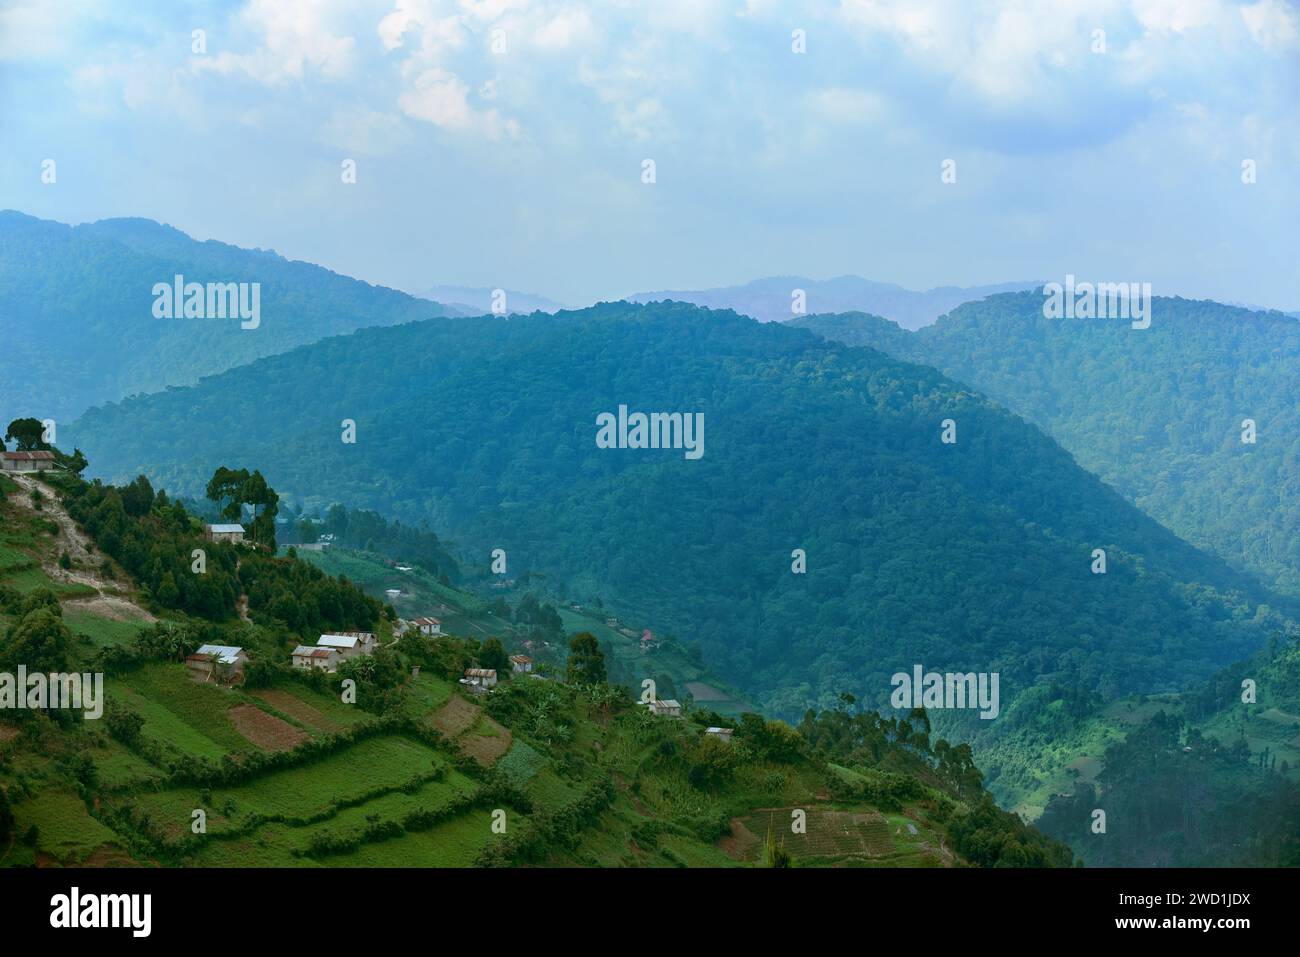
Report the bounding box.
[726,806,948,866]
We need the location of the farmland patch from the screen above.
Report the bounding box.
[229,703,308,751]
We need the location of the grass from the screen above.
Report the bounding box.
[401,673,455,720]
[323,813,504,867]
[495,739,548,788]
[10,790,122,864]
[126,734,450,839]
[183,769,482,866]
[109,664,257,758]
[64,607,149,648]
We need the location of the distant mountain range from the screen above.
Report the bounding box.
[415,284,567,316]
[626,275,1041,329]
[0,211,455,423]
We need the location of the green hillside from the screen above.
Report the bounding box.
[288,544,756,717]
[0,211,459,422]
[1027,636,1300,867]
[793,293,1300,596]
[0,464,1068,869]
[65,303,1293,741]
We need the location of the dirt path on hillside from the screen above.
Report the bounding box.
[7,472,155,622]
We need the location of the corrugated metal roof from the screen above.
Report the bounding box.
[318,634,364,648]
[207,524,245,534]
[194,644,244,664]
[1,450,55,460]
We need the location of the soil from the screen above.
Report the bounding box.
[228,703,308,752]
[432,695,481,737]
[251,689,342,733]
[7,473,155,622]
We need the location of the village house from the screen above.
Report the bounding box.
[509,654,533,674]
[460,668,498,694]
[186,645,248,683]
[704,727,734,743]
[409,617,442,636]
[291,645,340,673]
[384,588,402,601]
[646,699,683,719]
[205,523,246,544]
[317,632,376,659]
[0,450,56,472]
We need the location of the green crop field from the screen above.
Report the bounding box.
[8,790,122,865]
[63,606,150,648]
[122,734,450,839]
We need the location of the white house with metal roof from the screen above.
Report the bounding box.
[186,645,248,682]
[316,632,377,659]
[646,699,683,718]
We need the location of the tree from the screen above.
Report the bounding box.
[479,637,509,674]
[120,475,155,517]
[61,448,89,476]
[4,418,47,451]
[0,608,73,673]
[0,783,13,843]
[206,466,279,549]
[104,701,145,746]
[565,631,606,686]
[763,829,792,868]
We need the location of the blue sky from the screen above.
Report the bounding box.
[1,0,1296,308]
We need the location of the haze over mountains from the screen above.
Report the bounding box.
[0,211,455,422]
[416,285,567,316]
[65,302,1291,744]
[793,293,1300,597]
[628,276,1042,329]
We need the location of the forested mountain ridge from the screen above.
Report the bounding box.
[63,302,1294,739]
[0,211,455,422]
[792,292,1300,596]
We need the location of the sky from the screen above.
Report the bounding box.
[1,0,1297,309]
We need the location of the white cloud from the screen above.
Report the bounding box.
[1239,0,1300,51]
[198,0,359,84]
[398,66,517,138]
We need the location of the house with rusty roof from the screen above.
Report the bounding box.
[0,450,56,472]
[291,645,341,673]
